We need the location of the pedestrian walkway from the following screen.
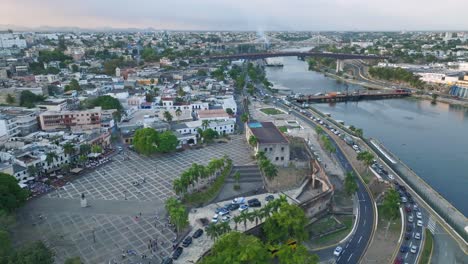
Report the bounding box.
[427,217,437,234]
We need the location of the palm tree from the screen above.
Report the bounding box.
[233,215,242,231]
[241,113,249,123]
[264,163,278,181]
[248,135,257,148]
[46,152,58,166]
[357,151,374,172]
[206,224,219,241]
[63,142,75,156]
[173,178,186,196]
[78,155,88,168]
[202,120,210,130]
[255,151,267,161]
[240,211,249,230]
[163,111,173,122]
[217,221,231,237]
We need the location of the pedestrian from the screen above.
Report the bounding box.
[139,212,142,217]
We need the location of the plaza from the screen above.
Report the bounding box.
[12,135,253,264]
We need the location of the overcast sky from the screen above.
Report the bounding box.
[1,0,467,31]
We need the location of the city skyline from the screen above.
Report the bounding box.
[2,0,468,31]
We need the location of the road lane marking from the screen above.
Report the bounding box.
[365,206,367,213]
[358,236,363,244]
[347,253,354,262]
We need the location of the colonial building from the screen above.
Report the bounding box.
[246,121,290,166]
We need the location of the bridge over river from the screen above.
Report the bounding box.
[295,90,411,103]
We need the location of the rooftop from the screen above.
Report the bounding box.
[248,122,288,144]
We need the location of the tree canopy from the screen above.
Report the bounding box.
[344,171,359,196]
[263,202,308,244]
[199,232,270,264]
[381,189,400,219]
[132,128,178,155]
[0,173,29,213]
[368,67,424,88]
[8,241,54,264]
[84,95,123,121]
[19,91,45,108]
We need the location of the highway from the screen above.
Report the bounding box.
[272,100,376,264]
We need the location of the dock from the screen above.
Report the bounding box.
[295,89,411,103]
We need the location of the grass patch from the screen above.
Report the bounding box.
[309,216,353,247]
[260,108,284,115]
[183,160,233,207]
[309,216,338,233]
[419,229,434,264]
[278,126,288,133]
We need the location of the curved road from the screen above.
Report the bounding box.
[275,100,376,263]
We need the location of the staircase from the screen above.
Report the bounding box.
[226,165,263,184]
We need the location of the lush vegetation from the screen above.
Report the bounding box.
[38,49,72,63]
[201,197,319,264]
[381,189,400,220]
[348,126,363,137]
[0,173,29,213]
[200,232,270,264]
[255,151,278,181]
[419,229,434,264]
[357,151,374,172]
[320,135,336,153]
[368,67,424,88]
[132,128,178,155]
[307,57,336,71]
[19,91,45,108]
[165,197,189,234]
[344,172,359,195]
[64,79,81,92]
[84,95,124,121]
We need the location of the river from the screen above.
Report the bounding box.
[265,56,468,216]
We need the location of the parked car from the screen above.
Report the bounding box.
[222,215,231,222]
[172,247,183,260]
[265,195,275,202]
[232,197,246,204]
[218,208,230,216]
[410,245,418,254]
[192,229,203,239]
[417,220,423,227]
[405,206,412,213]
[248,198,261,207]
[333,246,343,257]
[211,214,219,223]
[239,204,249,212]
[227,203,240,211]
[182,236,192,247]
[416,212,422,219]
[400,246,409,253]
[408,215,414,223]
[401,197,408,203]
[415,232,421,240]
[394,256,403,264]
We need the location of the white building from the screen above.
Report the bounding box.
[35,74,59,84]
[0,108,39,139]
[173,119,236,136]
[0,33,27,49]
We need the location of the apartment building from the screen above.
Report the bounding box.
[39,107,102,132]
[0,107,39,139]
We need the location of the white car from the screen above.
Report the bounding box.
[417,220,423,227]
[415,232,421,240]
[333,246,343,257]
[408,215,414,223]
[410,245,418,254]
[221,215,231,222]
[416,212,422,219]
[211,214,219,223]
[388,174,395,180]
[232,197,245,204]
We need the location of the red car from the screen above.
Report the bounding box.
[394,256,403,264]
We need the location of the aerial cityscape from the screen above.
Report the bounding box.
[0,1,467,264]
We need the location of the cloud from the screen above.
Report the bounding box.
[1,0,467,30]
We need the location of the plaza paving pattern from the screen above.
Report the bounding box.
[13,135,253,264]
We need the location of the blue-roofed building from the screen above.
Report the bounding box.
[449,85,468,99]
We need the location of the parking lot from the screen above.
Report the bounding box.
[13,135,253,264]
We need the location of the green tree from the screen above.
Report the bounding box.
[431,93,438,104]
[175,108,182,120]
[263,202,308,244]
[165,198,188,234]
[156,131,178,153]
[19,91,45,108]
[163,111,173,122]
[27,165,38,178]
[71,64,79,73]
[6,94,15,105]
[225,108,234,116]
[240,113,249,123]
[381,189,400,219]
[357,151,374,172]
[264,163,278,181]
[315,126,324,135]
[199,232,270,264]
[79,144,91,155]
[354,128,363,137]
[64,79,81,92]
[63,143,75,156]
[233,171,241,186]
[132,128,159,156]
[276,243,319,264]
[344,171,358,196]
[197,69,207,76]
[9,241,54,264]
[202,129,219,143]
[91,145,102,154]
[248,135,257,147]
[0,229,12,263]
[145,93,154,103]
[45,152,58,166]
[202,120,210,130]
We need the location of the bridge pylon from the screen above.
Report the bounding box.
[336,59,344,73]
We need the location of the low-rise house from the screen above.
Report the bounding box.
[246,121,290,166]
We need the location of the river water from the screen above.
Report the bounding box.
[265,56,468,216]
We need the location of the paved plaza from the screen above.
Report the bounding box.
[12,135,253,264]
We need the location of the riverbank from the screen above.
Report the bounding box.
[317,68,468,108]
